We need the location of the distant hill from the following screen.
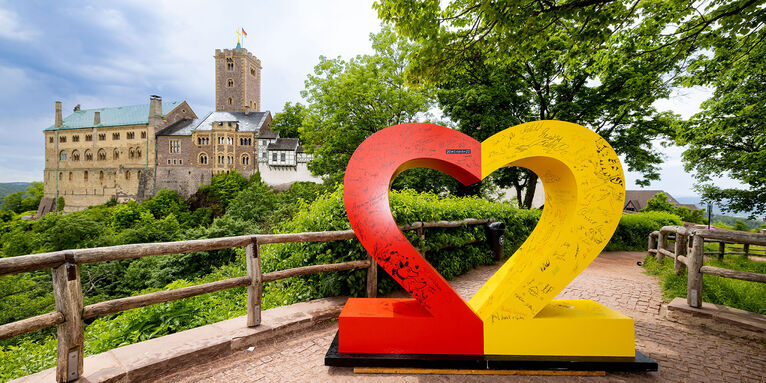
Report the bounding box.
[675,196,765,221]
[0,182,31,201]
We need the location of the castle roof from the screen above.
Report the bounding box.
[267,138,300,151]
[46,101,184,131]
[256,127,279,139]
[155,111,271,136]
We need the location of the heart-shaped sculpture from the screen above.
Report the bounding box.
[339,121,628,357]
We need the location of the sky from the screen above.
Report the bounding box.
[0,0,747,199]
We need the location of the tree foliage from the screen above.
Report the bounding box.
[299,27,433,186]
[373,0,696,206]
[272,102,307,140]
[641,192,705,224]
[1,182,43,214]
[676,1,766,216]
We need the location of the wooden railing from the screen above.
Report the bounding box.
[647,226,766,308]
[0,218,494,382]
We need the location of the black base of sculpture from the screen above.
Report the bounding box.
[324,332,658,372]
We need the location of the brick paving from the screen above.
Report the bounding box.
[155,252,766,383]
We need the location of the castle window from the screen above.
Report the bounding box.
[250,67,256,76]
[125,171,130,180]
[218,136,225,145]
[141,131,146,139]
[226,58,234,70]
[241,154,250,166]
[280,153,286,162]
[84,171,88,181]
[227,79,234,87]
[129,148,135,159]
[85,150,93,161]
[59,172,62,181]
[179,160,182,165]
[72,135,80,142]
[99,171,104,180]
[98,149,106,160]
[218,155,224,164]
[127,132,135,139]
[59,136,66,143]
[68,172,73,181]
[138,170,141,178]
[173,159,177,165]
[168,159,171,164]
[227,137,233,145]
[59,151,67,161]
[272,152,277,162]
[136,147,142,159]
[99,134,106,141]
[169,140,180,153]
[71,150,80,161]
[113,149,120,159]
[199,153,208,164]
[228,97,232,105]
[227,155,233,164]
[49,137,53,143]
[262,152,267,159]
[112,133,120,140]
[85,134,92,142]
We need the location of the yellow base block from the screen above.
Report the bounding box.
[484,299,635,357]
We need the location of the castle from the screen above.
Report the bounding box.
[41,45,319,213]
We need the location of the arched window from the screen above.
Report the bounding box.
[227,79,234,87]
[125,171,131,180]
[98,149,106,161]
[228,97,233,105]
[113,149,120,160]
[85,150,93,161]
[129,148,135,159]
[59,151,67,161]
[68,172,73,181]
[99,171,104,180]
[226,58,234,70]
[71,150,80,161]
[59,172,63,181]
[199,153,208,165]
[84,171,88,181]
[136,147,142,159]
[241,154,250,166]
[137,170,142,179]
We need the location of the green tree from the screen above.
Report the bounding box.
[374,0,694,206]
[2,182,43,213]
[299,27,433,186]
[272,102,307,139]
[643,193,676,213]
[676,2,766,216]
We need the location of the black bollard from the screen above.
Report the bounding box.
[485,221,506,261]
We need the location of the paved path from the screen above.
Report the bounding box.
[156,252,766,382]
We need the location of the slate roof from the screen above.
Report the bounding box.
[155,113,211,136]
[193,111,270,132]
[257,127,279,139]
[267,138,299,151]
[624,190,683,211]
[46,101,184,131]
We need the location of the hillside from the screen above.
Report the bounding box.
[0,182,31,201]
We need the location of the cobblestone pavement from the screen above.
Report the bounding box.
[155,252,766,383]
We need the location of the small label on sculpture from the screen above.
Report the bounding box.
[446,149,471,154]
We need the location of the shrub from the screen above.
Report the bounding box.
[605,211,683,251]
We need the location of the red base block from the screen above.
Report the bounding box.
[338,298,483,355]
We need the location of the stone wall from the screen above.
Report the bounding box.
[257,162,322,188]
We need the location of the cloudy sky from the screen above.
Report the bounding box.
[0,0,744,198]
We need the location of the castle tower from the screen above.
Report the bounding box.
[214,47,262,113]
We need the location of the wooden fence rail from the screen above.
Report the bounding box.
[647,226,766,308]
[0,218,493,382]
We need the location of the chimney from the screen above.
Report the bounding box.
[93,111,101,126]
[149,95,163,127]
[74,104,81,112]
[55,101,63,128]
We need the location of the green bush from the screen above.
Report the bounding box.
[605,211,683,251]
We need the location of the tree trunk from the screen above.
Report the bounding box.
[522,172,539,209]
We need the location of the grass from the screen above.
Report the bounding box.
[643,253,766,314]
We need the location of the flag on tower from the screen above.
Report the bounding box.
[241,28,247,38]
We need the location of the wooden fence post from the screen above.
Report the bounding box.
[687,234,704,308]
[718,242,725,261]
[366,255,377,298]
[648,233,656,257]
[743,243,750,259]
[674,231,687,275]
[246,239,262,327]
[51,252,83,382]
[657,232,666,262]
